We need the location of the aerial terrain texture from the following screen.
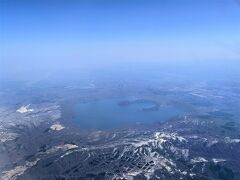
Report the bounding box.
[1,0,240,179]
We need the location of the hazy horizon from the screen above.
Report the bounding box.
[1,0,240,81]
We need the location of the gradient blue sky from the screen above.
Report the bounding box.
[1,0,240,77]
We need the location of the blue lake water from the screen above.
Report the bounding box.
[73,98,186,129]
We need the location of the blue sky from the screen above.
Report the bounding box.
[1,0,240,78]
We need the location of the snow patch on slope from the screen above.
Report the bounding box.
[191,157,208,163]
[50,123,65,131]
[224,137,240,143]
[16,104,34,113]
[154,132,187,142]
[2,159,40,180]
